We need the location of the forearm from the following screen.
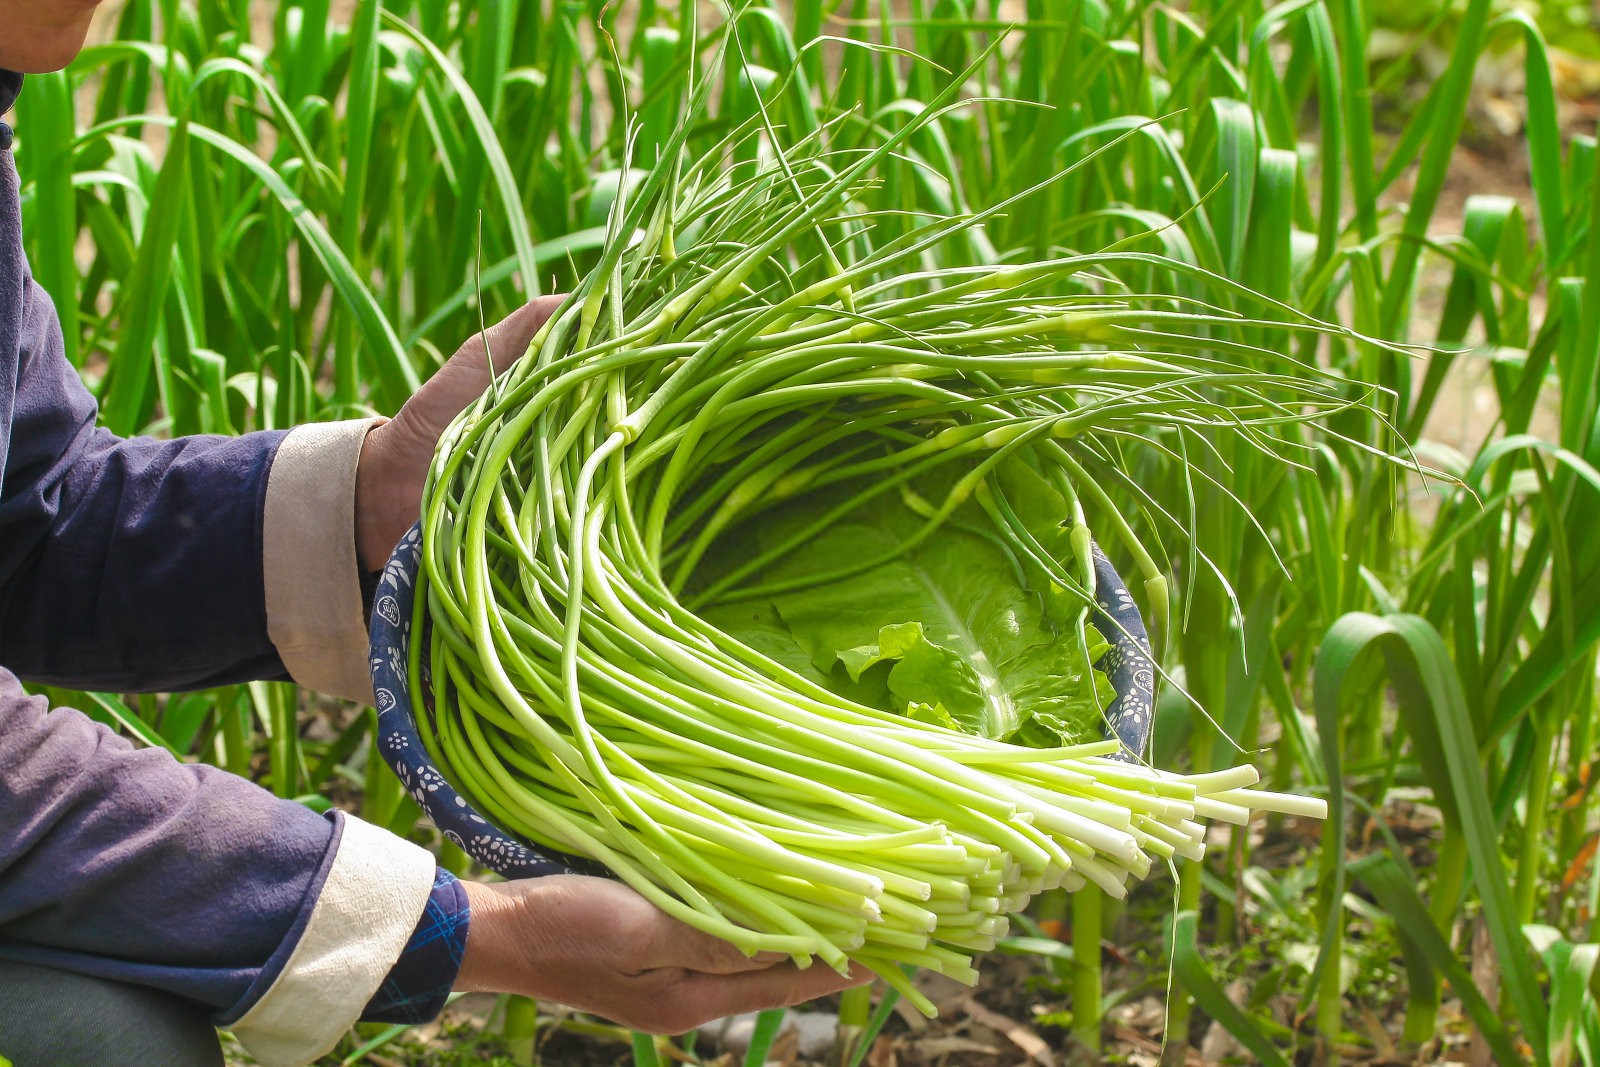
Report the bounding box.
[0,271,382,699]
[0,671,322,1008]
[0,419,389,701]
[452,879,537,995]
[0,427,289,691]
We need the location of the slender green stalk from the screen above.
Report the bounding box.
[1071,887,1104,1054]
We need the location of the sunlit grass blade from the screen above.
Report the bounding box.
[1316,612,1548,1064]
[100,116,191,434]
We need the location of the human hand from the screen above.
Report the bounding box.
[454,876,873,1034]
[354,295,566,571]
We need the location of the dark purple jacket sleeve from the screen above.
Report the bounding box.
[0,273,292,691]
[0,668,342,1018]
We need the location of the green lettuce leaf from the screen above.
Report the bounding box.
[695,458,1114,746]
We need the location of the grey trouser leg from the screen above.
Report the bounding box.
[0,959,223,1067]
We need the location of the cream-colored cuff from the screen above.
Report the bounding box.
[228,814,438,1067]
[264,418,385,705]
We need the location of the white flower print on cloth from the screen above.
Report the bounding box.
[374,594,402,628]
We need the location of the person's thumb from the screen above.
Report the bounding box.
[454,294,567,379]
[397,294,567,444]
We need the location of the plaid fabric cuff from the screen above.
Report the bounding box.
[360,866,470,1024]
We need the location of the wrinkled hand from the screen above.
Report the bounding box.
[354,296,566,571]
[455,876,872,1034]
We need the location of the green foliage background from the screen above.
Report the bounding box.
[9,0,1600,1061]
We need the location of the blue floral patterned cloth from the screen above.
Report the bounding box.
[370,524,581,878]
[1090,542,1157,762]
